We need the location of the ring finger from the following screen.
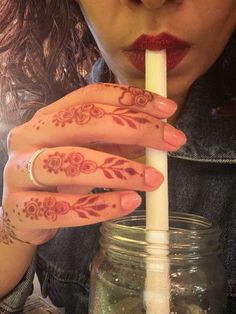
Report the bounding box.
[9,147,163,191]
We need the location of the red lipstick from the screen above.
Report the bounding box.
[124,33,190,72]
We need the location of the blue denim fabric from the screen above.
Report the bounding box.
[1,59,236,313]
[34,62,236,313]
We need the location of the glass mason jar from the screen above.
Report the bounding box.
[89,211,226,314]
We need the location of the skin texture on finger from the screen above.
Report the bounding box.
[9,103,186,153]
[5,191,142,230]
[8,147,164,191]
[33,83,177,119]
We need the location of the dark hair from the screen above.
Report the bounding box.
[0,0,235,133]
[0,0,100,128]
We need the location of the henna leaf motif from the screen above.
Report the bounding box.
[132,117,151,124]
[103,169,114,179]
[87,210,100,217]
[112,116,125,126]
[78,212,88,218]
[125,168,139,175]
[87,196,99,204]
[114,170,126,180]
[112,159,128,166]
[91,204,108,211]
[113,108,130,114]
[103,157,117,165]
[122,117,137,129]
[126,110,139,114]
[75,196,90,204]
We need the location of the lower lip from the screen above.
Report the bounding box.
[125,47,190,72]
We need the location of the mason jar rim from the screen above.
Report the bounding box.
[103,210,220,237]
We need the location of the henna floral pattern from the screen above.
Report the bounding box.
[22,196,109,221]
[0,210,29,245]
[23,198,42,220]
[43,153,140,180]
[0,212,17,244]
[119,86,153,107]
[52,103,151,129]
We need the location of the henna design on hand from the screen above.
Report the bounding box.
[0,209,29,245]
[33,119,45,130]
[52,103,151,129]
[118,86,154,107]
[103,84,154,107]
[43,152,141,180]
[0,211,16,244]
[22,196,109,221]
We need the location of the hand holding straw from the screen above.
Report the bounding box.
[145,49,170,314]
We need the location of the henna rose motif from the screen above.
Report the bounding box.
[53,108,76,127]
[43,152,65,174]
[44,208,57,221]
[90,106,105,118]
[67,152,84,165]
[43,197,56,208]
[64,165,81,177]
[23,198,42,220]
[54,201,70,215]
[75,108,91,124]
[119,86,153,107]
[81,160,97,174]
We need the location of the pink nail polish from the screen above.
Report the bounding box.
[163,124,187,146]
[144,168,163,188]
[121,193,141,211]
[157,99,177,114]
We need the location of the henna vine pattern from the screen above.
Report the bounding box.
[103,83,154,108]
[118,86,154,107]
[22,196,109,221]
[0,212,16,244]
[43,152,141,180]
[52,103,151,129]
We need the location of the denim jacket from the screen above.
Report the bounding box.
[0,60,236,313]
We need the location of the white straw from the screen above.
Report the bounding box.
[145,49,168,231]
[145,49,170,314]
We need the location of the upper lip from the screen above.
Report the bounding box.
[125,32,190,51]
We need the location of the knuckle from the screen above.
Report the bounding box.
[32,107,46,118]
[7,125,26,153]
[85,82,105,94]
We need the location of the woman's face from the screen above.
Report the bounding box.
[78,0,236,104]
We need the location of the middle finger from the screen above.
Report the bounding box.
[13,103,186,152]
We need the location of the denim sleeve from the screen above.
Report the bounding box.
[0,256,36,313]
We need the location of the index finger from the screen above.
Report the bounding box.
[34,83,177,119]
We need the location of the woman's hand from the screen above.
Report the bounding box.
[2,83,186,245]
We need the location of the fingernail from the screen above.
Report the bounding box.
[156,99,177,114]
[145,167,163,188]
[121,192,141,211]
[164,124,187,146]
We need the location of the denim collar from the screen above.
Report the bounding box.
[91,59,236,164]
